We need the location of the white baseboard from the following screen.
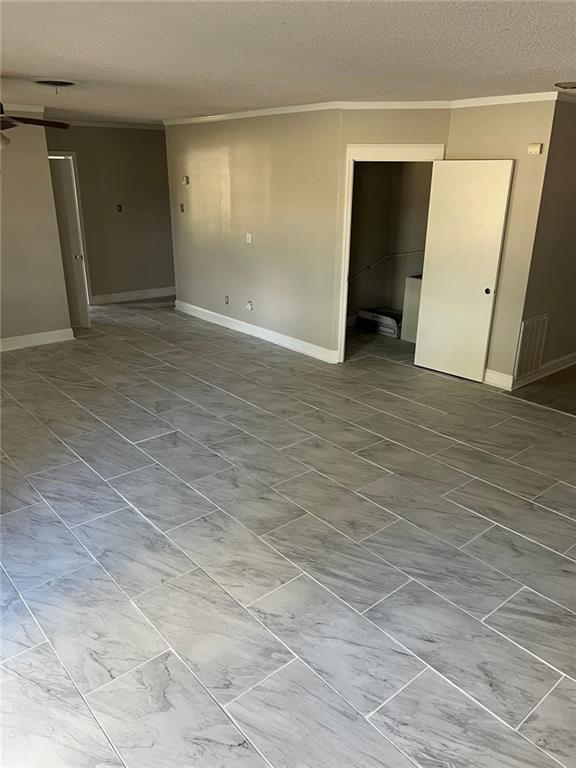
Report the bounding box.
[175,300,339,364]
[484,369,514,391]
[90,286,176,305]
[0,328,74,352]
[512,349,576,389]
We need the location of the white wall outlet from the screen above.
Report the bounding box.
[527,143,543,155]
[224,295,230,305]
[245,232,253,244]
[246,300,254,311]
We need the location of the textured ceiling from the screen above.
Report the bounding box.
[2,1,576,123]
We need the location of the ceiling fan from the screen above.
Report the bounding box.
[0,102,69,148]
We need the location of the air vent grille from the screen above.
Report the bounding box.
[515,315,549,378]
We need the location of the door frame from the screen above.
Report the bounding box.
[48,151,93,308]
[336,144,445,363]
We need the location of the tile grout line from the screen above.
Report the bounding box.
[261,500,576,670]
[455,523,497,551]
[243,573,305,608]
[2,308,572,764]
[84,649,171,696]
[0,566,129,768]
[363,667,429,719]
[480,586,526,622]
[514,675,565,731]
[24,472,277,767]
[360,577,413,614]
[7,338,570,530]
[222,657,298,708]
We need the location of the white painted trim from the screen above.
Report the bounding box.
[175,300,339,364]
[49,151,93,318]
[67,120,164,131]
[163,101,450,125]
[512,350,576,389]
[336,143,445,363]
[483,369,514,391]
[4,103,44,114]
[90,286,176,305]
[163,93,559,126]
[450,92,558,109]
[0,328,74,352]
[345,144,445,163]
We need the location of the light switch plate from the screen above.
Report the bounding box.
[527,143,543,155]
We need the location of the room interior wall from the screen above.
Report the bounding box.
[165,108,450,353]
[46,125,174,300]
[165,110,341,350]
[165,101,556,374]
[1,122,71,342]
[346,161,432,317]
[445,100,556,379]
[522,99,576,367]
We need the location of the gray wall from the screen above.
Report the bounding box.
[47,125,174,299]
[445,101,556,377]
[522,99,576,365]
[347,161,432,316]
[1,123,70,340]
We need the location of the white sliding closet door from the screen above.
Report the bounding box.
[414,160,513,382]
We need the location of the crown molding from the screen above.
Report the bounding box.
[67,120,164,130]
[449,91,558,109]
[4,103,44,114]
[163,100,450,125]
[163,92,560,126]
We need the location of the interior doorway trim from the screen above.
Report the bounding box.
[48,151,93,304]
[336,143,445,363]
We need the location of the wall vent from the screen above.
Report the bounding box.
[515,315,549,378]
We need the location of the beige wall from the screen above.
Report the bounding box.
[522,99,576,364]
[166,108,449,350]
[347,161,432,316]
[166,111,341,348]
[445,101,556,376]
[47,126,174,298]
[1,124,70,339]
[165,103,557,374]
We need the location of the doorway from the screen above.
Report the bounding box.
[338,145,513,383]
[49,153,91,329]
[346,160,433,364]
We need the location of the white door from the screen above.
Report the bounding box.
[414,160,513,382]
[49,156,90,328]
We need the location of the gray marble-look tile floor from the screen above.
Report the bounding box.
[1,304,575,767]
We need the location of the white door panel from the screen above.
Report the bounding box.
[50,157,90,328]
[414,160,513,382]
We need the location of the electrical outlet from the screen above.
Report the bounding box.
[179,203,185,213]
[225,296,230,305]
[245,232,253,244]
[246,300,254,311]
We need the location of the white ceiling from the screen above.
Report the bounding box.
[2,1,576,124]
